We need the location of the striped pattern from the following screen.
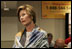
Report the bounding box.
[12,27,49,48]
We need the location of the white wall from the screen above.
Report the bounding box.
[1,17,18,41]
[39,19,65,41]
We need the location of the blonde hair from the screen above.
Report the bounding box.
[17,4,36,23]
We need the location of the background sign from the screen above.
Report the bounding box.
[42,1,71,18]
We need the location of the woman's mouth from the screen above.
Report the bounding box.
[21,20,25,23]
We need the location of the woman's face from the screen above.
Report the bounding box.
[19,10,32,26]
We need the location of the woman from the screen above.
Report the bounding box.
[13,4,49,48]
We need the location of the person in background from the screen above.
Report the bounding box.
[12,4,49,48]
[47,33,55,48]
[54,38,65,48]
[65,24,71,44]
[67,31,71,48]
[65,25,71,48]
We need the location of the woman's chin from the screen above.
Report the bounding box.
[22,23,27,26]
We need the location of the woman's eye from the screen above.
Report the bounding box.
[22,14,25,16]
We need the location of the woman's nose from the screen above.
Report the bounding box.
[20,16,24,20]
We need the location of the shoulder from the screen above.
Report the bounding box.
[15,30,24,37]
[37,27,48,37]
